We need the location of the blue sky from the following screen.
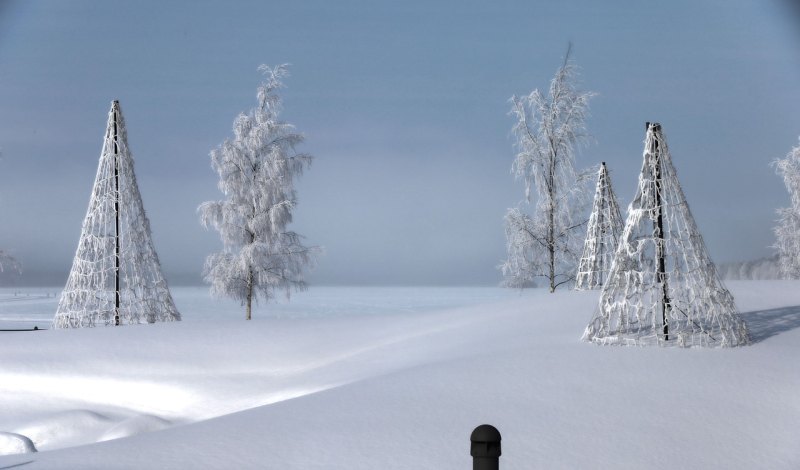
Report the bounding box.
[0,0,799,285]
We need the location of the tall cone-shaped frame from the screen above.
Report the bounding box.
[53,101,180,328]
[582,123,748,347]
[575,162,623,290]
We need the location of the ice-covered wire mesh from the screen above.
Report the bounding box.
[582,123,749,347]
[53,101,180,328]
[575,162,623,290]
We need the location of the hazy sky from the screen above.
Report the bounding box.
[1,0,799,286]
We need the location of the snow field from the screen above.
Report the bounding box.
[0,283,798,468]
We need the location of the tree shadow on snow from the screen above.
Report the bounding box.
[0,461,35,469]
[740,305,800,344]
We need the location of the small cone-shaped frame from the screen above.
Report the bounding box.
[575,162,623,290]
[53,101,180,328]
[582,123,748,347]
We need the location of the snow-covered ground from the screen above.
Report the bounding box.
[0,282,798,469]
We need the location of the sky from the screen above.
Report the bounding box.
[0,0,799,286]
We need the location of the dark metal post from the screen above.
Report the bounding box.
[647,122,669,341]
[471,425,501,470]
[113,101,121,327]
[598,162,607,286]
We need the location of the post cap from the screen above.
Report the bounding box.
[470,424,501,458]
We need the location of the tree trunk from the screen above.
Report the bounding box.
[548,146,557,293]
[245,226,255,320]
[245,269,253,321]
[549,217,555,293]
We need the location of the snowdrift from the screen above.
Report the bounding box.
[0,283,798,469]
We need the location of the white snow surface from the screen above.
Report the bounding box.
[0,283,799,469]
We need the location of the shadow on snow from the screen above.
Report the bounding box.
[0,461,36,469]
[740,305,800,344]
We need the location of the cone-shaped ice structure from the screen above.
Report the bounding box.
[582,123,748,347]
[575,162,623,290]
[53,101,180,328]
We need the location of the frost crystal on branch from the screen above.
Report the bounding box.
[54,101,180,328]
[583,123,749,347]
[773,137,800,278]
[500,47,594,292]
[575,162,623,290]
[199,64,316,320]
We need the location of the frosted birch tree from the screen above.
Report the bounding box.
[773,137,800,278]
[0,251,20,275]
[199,64,316,320]
[0,153,21,278]
[500,46,594,292]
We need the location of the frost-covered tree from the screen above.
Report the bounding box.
[199,64,316,320]
[0,251,20,275]
[773,137,800,279]
[500,46,594,292]
[0,153,22,278]
[719,255,780,280]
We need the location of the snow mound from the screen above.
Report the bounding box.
[14,410,112,450]
[98,414,173,442]
[1,284,799,468]
[0,432,37,455]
